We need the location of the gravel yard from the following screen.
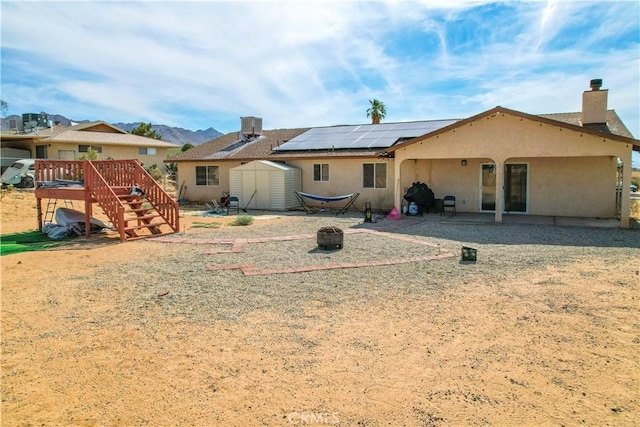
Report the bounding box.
[1,191,639,426]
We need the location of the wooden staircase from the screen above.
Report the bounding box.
[86,160,180,241]
[35,160,180,242]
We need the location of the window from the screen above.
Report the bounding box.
[195,165,219,186]
[363,163,387,189]
[35,145,48,159]
[78,145,102,153]
[313,163,329,181]
[138,147,157,155]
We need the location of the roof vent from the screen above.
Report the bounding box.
[241,116,262,138]
[590,78,602,91]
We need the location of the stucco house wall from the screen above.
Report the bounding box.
[285,158,396,211]
[181,157,397,210]
[527,156,617,217]
[177,161,241,202]
[47,141,171,168]
[392,111,631,219]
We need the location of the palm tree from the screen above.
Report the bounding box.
[366,99,386,124]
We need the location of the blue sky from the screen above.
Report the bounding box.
[1,1,638,163]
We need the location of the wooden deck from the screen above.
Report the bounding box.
[34,160,179,241]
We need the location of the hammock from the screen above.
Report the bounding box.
[294,191,360,215]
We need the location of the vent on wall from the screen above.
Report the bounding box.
[241,116,262,138]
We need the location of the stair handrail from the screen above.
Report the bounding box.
[90,160,179,234]
[132,161,180,233]
[83,160,127,241]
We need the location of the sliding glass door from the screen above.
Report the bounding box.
[481,163,528,212]
[504,164,528,212]
[481,164,496,211]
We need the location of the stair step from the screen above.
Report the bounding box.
[117,194,145,201]
[125,214,162,221]
[125,233,171,241]
[125,207,152,214]
[124,222,168,232]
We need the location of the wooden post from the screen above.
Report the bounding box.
[84,160,92,237]
[36,197,43,231]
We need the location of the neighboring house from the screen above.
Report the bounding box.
[168,81,639,227]
[0,122,180,171]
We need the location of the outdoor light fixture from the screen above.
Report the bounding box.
[461,159,468,166]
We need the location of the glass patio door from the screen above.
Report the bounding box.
[504,164,528,212]
[481,164,496,211]
[481,163,528,212]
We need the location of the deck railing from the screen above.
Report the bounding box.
[34,160,84,182]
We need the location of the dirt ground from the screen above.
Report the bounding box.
[1,189,638,426]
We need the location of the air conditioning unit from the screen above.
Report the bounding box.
[8,118,23,131]
[241,116,262,137]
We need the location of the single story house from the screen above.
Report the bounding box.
[1,121,180,172]
[168,81,639,227]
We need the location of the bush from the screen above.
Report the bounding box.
[145,164,163,181]
[230,215,253,226]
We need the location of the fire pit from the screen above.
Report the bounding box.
[317,226,344,250]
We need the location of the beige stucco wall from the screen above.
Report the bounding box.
[178,157,397,210]
[401,156,617,217]
[394,112,632,219]
[395,113,633,160]
[400,158,486,210]
[177,161,242,202]
[285,158,396,211]
[527,156,617,216]
[47,143,173,171]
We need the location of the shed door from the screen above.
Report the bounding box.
[240,170,271,209]
[255,170,270,209]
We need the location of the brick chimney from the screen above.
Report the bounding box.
[581,78,608,125]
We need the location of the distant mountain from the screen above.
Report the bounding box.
[1,113,222,146]
[112,122,222,146]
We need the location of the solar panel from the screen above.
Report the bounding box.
[274,119,459,151]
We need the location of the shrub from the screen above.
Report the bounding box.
[230,215,253,226]
[145,164,163,181]
[191,222,221,229]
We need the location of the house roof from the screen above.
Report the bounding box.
[35,122,180,148]
[169,128,310,162]
[273,119,459,151]
[169,106,639,163]
[539,110,635,139]
[387,106,640,153]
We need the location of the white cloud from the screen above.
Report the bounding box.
[0,0,637,152]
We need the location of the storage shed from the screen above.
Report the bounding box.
[229,160,301,210]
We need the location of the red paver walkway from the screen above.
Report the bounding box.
[154,228,455,275]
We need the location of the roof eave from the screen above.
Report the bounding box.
[386,106,640,153]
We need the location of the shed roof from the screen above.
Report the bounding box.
[230,160,300,171]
